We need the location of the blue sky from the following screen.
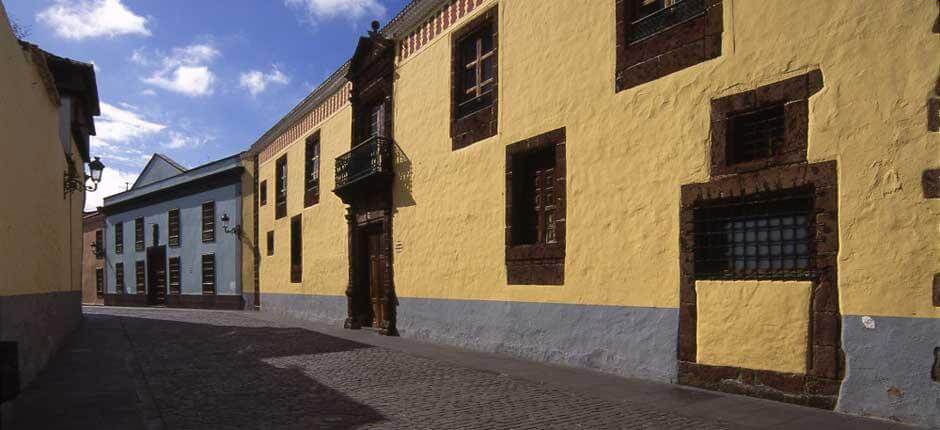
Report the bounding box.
[3,0,409,209]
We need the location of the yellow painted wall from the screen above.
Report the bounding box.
[257,108,352,297]
[696,280,811,374]
[239,155,257,300]
[0,3,85,298]
[258,0,938,320]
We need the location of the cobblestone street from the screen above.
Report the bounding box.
[8,307,918,430]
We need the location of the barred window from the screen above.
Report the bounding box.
[135,261,146,293]
[266,231,274,256]
[135,218,144,251]
[115,263,124,293]
[168,209,181,247]
[168,257,181,294]
[259,180,267,206]
[95,267,104,297]
[202,202,215,242]
[114,223,123,254]
[275,155,287,219]
[629,0,706,43]
[693,189,813,280]
[201,254,216,295]
[304,135,320,207]
[727,104,786,166]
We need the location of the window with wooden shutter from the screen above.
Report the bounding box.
[95,230,103,259]
[135,218,144,251]
[290,215,302,283]
[201,254,216,295]
[95,268,104,297]
[266,231,274,256]
[505,128,567,285]
[168,209,181,247]
[259,180,267,206]
[275,155,287,219]
[451,8,498,149]
[115,263,124,293]
[114,223,123,254]
[304,135,320,207]
[168,257,181,294]
[135,261,146,293]
[202,202,215,242]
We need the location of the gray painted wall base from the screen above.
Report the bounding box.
[261,293,678,382]
[838,315,940,428]
[0,291,81,391]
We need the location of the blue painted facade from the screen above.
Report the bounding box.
[101,154,244,307]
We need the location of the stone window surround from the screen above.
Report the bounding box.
[615,0,723,92]
[451,7,498,150]
[505,127,567,286]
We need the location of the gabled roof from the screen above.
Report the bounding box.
[102,154,242,212]
[132,153,187,189]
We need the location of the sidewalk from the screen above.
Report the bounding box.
[6,306,922,429]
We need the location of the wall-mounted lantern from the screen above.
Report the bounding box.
[64,156,105,196]
[220,213,240,236]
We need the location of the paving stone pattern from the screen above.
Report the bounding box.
[86,307,732,430]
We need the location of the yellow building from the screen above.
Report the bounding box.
[0,0,100,416]
[247,0,939,426]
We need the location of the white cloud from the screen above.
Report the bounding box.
[165,132,209,149]
[140,89,157,96]
[95,102,166,146]
[37,0,150,40]
[285,0,385,23]
[140,44,220,97]
[85,168,138,211]
[239,66,290,96]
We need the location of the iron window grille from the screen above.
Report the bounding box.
[115,263,124,293]
[134,218,144,251]
[201,254,216,295]
[259,180,267,206]
[456,22,496,119]
[305,136,320,207]
[693,188,814,280]
[95,268,104,297]
[290,215,302,283]
[727,104,786,165]
[202,202,215,242]
[275,155,288,219]
[168,209,181,247]
[266,231,274,256]
[168,257,181,295]
[629,0,707,44]
[114,223,123,254]
[135,261,146,293]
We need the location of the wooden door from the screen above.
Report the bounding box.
[367,230,385,327]
[146,247,167,305]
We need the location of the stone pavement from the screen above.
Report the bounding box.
[7,307,922,430]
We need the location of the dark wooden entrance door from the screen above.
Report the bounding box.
[146,246,166,305]
[367,229,385,328]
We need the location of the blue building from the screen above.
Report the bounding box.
[101,154,247,309]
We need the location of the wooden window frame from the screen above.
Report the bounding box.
[201,253,216,295]
[168,209,181,247]
[710,70,823,176]
[95,267,104,297]
[304,133,320,207]
[615,0,723,91]
[259,180,267,206]
[202,201,216,243]
[168,257,181,295]
[451,8,498,150]
[135,260,146,294]
[290,215,302,283]
[266,231,274,256]
[275,155,288,219]
[134,218,144,251]
[505,128,567,285]
[114,223,123,254]
[115,262,124,293]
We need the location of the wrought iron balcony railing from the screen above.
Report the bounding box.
[629,0,707,44]
[334,135,392,190]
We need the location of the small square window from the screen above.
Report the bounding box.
[727,104,785,166]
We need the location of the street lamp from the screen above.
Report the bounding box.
[220,213,240,235]
[64,156,105,196]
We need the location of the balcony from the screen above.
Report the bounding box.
[333,135,393,201]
